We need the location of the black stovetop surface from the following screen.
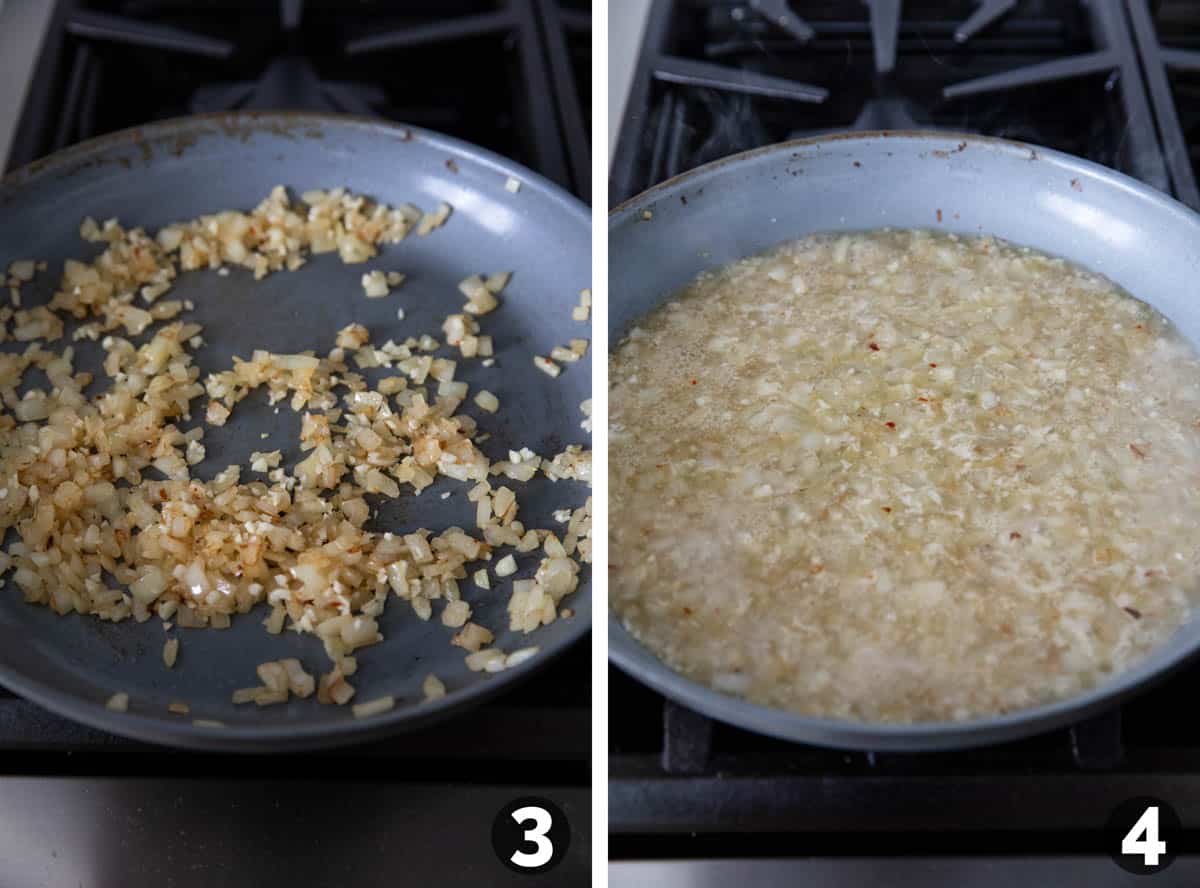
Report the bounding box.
[10,0,591,195]
[611,0,1200,206]
[2,3,591,883]
[610,0,1200,857]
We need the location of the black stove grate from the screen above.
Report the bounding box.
[610,0,1174,205]
[611,659,1200,851]
[536,0,593,194]
[9,0,591,198]
[1127,0,1200,210]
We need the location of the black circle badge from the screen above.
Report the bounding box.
[1105,796,1181,875]
[492,796,570,874]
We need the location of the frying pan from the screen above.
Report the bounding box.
[0,111,591,751]
[609,131,1200,751]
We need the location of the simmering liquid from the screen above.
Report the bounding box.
[610,230,1200,722]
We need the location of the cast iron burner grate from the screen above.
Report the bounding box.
[537,0,593,193]
[610,0,1170,204]
[1128,0,1200,210]
[9,0,591,198]
[610,660,1200,851]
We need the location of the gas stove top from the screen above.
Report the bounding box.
[611,0,1200,206]
[9,0,591,196]
[1,3,591,884]
[610,0,1200,869]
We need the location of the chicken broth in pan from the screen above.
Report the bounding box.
[610,230,1200,723]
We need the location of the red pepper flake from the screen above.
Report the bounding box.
[1009,531,1022,540]
[1070,178,1081,191]
[868,342,880,351]
[916,397,929,403]
[929,362,938,368]
[881,506,892,513]
[690,378,698,385]
[1129,443,1147,459]
[1123,606,1142,619]
[682,606,693,616]
[936,209,943,222]
[1145,570,1160,578]
[809,564,824,575]
[885,421,896,429]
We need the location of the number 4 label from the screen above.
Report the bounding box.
[1122,805,1167,867]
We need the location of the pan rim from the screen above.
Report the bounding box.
[609,614,1200,752]
[608,128,1200,228]
[607,131,1200,750]
[0,111,591,751]
[3,109,586,223]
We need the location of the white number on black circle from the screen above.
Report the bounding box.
[510,805,554,869]
[1122,805,1167,867]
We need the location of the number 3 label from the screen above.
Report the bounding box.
[492,796,570,874]
[1107,796,1179,875]
[510,805,554,868]
[1122,805,1167,866]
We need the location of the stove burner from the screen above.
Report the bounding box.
[189,0,380,114]
[850,94,920,129]
[191,56,384,114]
